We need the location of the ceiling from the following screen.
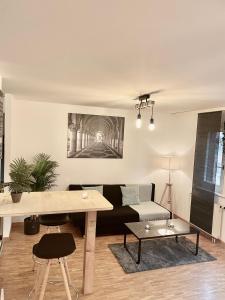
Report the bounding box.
[0,0,225,112]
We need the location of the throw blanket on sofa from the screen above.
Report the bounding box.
[130,201,170,221]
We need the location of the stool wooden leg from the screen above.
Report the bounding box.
[0,288,4,300]
[63,257,71,285]
[39,261,51,300]
[59,258,72,300]
[33,264,41,299]
[32,258,36,272]
[33,263,46,299]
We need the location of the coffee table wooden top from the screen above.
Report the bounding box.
[125,219,198,240]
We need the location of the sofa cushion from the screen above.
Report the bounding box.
[126,184,154,202]
[97,206,139,224]
[121,186,140,206]
[82,185,103,194]
[139,184,153,202]
[130,201,170,221]
[68,184,155,204]
[103,185,125,207]
[68,185,82,191]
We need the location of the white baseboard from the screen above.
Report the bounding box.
[12,216,28,223]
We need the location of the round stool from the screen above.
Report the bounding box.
[39,213,69,232]
[30,233,78,300]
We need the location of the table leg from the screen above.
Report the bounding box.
[137,239,142,264]
[175,235,178,243]
[124,233,127,249]
[195,231,200,255]
[83,211,97,295]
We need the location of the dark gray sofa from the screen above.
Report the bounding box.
[69,183,161,235]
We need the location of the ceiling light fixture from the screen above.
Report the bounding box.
[136,107,142,128]
[148,105,155,131]
[135,93,156,130]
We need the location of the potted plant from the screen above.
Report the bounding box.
[24,153,59,235]
[8,158,33,203]
[30,153,59,192]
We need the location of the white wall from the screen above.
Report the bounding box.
[5,96,225,241]
[4,97,198,223]
[135,109,198,221]
[7,98,144,188]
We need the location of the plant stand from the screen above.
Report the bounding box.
[24,217,40,235]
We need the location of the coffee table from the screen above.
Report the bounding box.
[124,219,200,264]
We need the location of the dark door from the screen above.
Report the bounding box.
[190,111,222,234]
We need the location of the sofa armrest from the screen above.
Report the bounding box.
[155,202,172,219]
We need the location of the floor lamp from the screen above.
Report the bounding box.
[160,156,179,214]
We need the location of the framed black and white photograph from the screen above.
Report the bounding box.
[67,113,125,158]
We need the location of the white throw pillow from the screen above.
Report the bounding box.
[139,184,152,202]
[82,185,103,195]
[121,186,140,206]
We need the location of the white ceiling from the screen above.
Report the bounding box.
[0,0,225,112]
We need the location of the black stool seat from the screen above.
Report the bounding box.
[33,233,76,259]
[39,213,69,226]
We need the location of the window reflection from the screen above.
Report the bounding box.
[204,131,224,193]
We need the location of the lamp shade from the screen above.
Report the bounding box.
[161,156,179,170]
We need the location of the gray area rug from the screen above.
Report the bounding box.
[109,237,216,273]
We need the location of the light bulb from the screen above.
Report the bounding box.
[149,123,155,131]
[136,113,142,128]
[149,118,155,131]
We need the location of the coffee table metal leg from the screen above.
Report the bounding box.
[195,231,200,255]
[137,239,142,264]
[124,233,127,249]
[175,235,178,243]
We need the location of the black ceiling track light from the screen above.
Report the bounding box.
[134,90,162,130]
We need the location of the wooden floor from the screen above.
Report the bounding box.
[1,223,225,300]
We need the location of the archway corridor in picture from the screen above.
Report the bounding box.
[67,113,125,158]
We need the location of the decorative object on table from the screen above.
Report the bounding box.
[166,219,175,228]
[145,224,151,230]
[24,153,59,235]
[67,113,125,158]
[134,90,162,130]
[160,155,179,213]
[109,237,216,273]
[82,191,88,199]
[168,223,175,229]
[8,158,33,203]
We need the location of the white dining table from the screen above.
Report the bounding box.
[0,190,113,295]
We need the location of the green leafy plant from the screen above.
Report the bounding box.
[9,158,33,193]
[0,182,9,193]
[31,153,59,192]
